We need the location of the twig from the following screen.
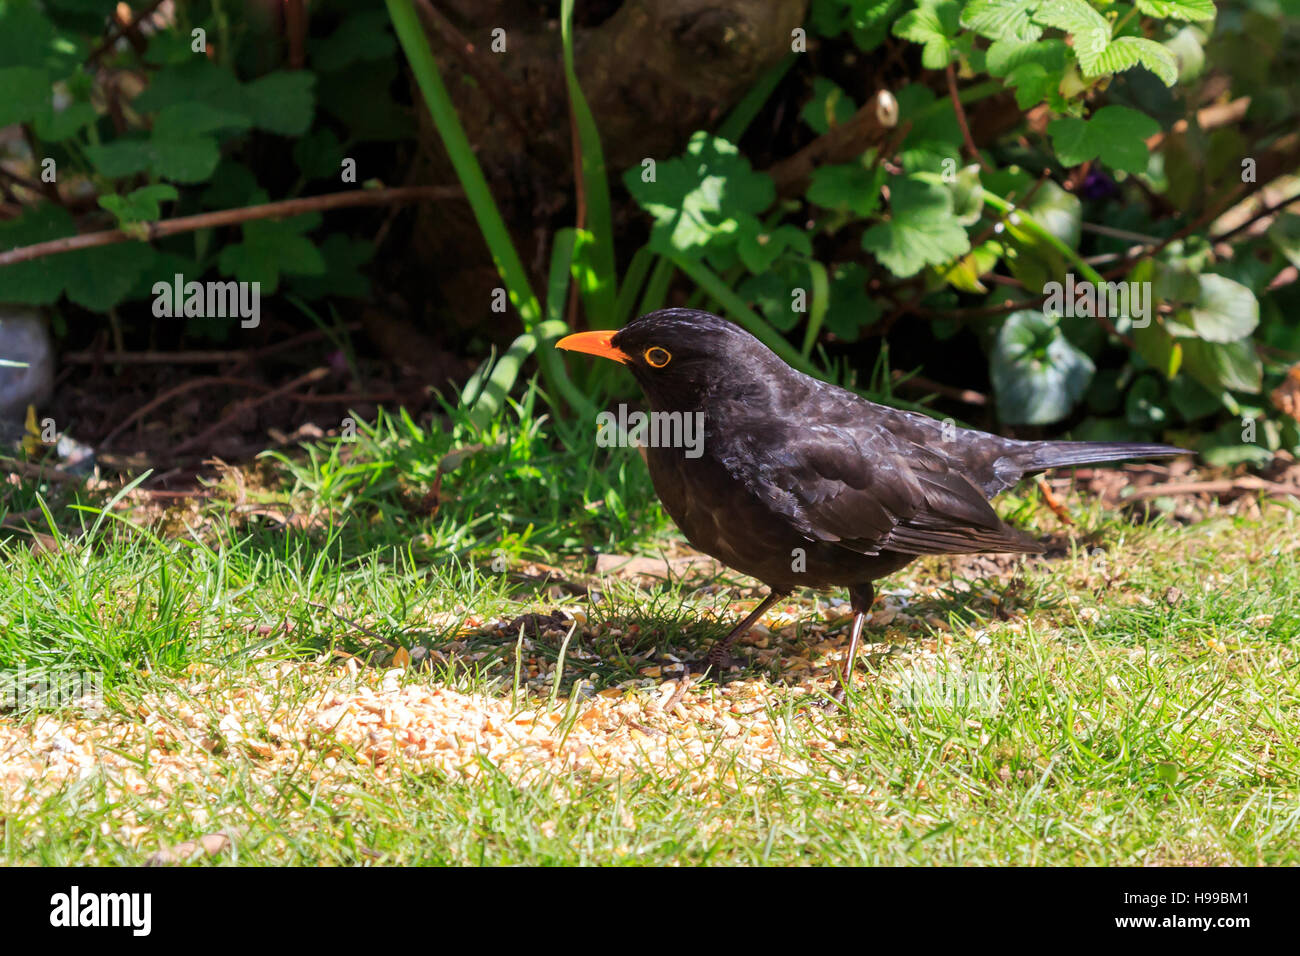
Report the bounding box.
[86,0,165,65]
[0,186,463,268]
[284,0,307,69]
[891,370,987,406]
[767,90,899,196]
[173,367,329,454]
[308,602,403,649]
[1208,192,1300,246]
[0,456,83,485]
[99,377,273,449]
[63,349,253,365]
[1126,477,1300,500]
[946,62,991,174]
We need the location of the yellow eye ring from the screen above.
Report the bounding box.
[644,346,672,368]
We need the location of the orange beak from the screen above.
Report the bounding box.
[555,330,631,365]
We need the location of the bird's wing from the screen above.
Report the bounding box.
[715,417,1043,557]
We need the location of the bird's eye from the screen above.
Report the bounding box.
[644,346,672,368]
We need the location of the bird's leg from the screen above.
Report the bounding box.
[827,583,875,706]
[702,590,786,672]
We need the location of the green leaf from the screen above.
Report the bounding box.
[286,234,373,300]
[624,132,775,258]
[312,11,396,71]
[1047,105,1161,173]
[152,102,251,138]
[1033,0,1177,85]
[1132,320,1182,379]
[218,219,325,293]
[149,136,222,183]
[736,264,808,333]
[1179,337,1262,395]
[1090,36,1179,86]
[243,71,316,136]
[862,176,971,278]
[961,0,1042,42]
[807,163,887,217]
[33,100,96,141]
[822,263,882,338]
[990,309,1095,424]
[1135,0,1215,21]
[1186,274,1259,343]
[0,66,50,126]
[1125,374,1167,428]
[317,59,413,142]
[0,204,76,305]
[1268,212,1300,271]
[293,128,346,181]
[98,184,179,224]
[800,77,857,135]
[64,242,153,312]
[894,0,962,69]
[738,225,812,274]
[134,59,248,117]
[0,1,58,69]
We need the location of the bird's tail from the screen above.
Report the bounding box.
[1020,440,1190,473]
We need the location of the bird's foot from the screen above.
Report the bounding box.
[692,644,735,678]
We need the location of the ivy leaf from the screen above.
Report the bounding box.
[800,77,857,134]
[990,309,1095,424]
[894,0,963,69]
[1047,105,1161,173]
[217,218,325,293]
[862,176,971,277]
[0,66,50,126]
[624,133,775,258]
[1186,274,1259,343]
[1135,0,1215,21]
[807,163,886,217]
[960,0,1042,42]
[243,71,316,136]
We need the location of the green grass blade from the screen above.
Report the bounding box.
[561,0,617,326]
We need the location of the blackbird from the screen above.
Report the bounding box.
[558,309,1188,697]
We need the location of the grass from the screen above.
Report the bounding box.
[1,396,1298,866]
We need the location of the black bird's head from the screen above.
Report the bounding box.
[557,309,786,411]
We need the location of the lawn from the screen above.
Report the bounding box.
[2,398,1297,865]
